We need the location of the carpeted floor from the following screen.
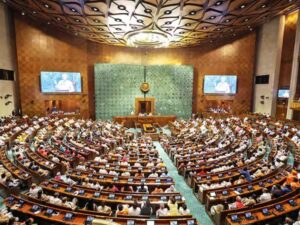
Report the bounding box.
[154,141,213,225]
[0,196,3,208]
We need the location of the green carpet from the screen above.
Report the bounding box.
[154,141,213,225]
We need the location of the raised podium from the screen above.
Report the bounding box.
[113,115,176,128]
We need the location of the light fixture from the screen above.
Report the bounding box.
[118,5,126,10]
[125,27,171,48]
[91,7,99,12]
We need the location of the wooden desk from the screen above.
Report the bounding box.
[113,115,176,128]
[6,196,197,225]
[225,194,300,225]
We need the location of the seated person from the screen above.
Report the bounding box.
[137,184,148,193]
[152,187,164,194]
[121,184,134,192]
[49,192,63,205]
[128,201,141,216]
[165,185,176,193]
[167,197,180,216]
[116,204,129,216]
[156,203,169,217]
[257,188,272,203]
[28,183,42,198]
[179,204,190,215]
[97,202,112,214]
[140,199,153,216]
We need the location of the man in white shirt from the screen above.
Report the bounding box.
[55,73,75,92]
[257,188,272,203]
[28,183,42,198]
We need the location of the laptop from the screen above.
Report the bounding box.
[64,213,74,221]
[231,215,239,223]
[275,204,284,212]
[262,208,270,216]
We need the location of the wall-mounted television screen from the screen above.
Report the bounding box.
[40,71,82,93]
[204,75,237,94]
[278,89,290,98]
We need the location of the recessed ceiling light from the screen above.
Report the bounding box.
[137,19,143,23]
[166,28,172,31]
[244,18,249,22]
[70,8,77,12]
[202,26,207,30]
[216,28,221,31]
[82,27,87,30]
[44,4,50,8]
[115,28,122,31]
[98,28,103,31]
[224,19,231,23]
[179,31,185,34]
[164,10,172,15]
[94,19,100,23]
[74,19,80,23]
[189,11,196,15]
[91,7,99,12]
[21,11,25,16]
[215,1,223,6]
[261,4,267,8]
[144,8,152,13]
[56,17,61,21]
[209,16,216,20]
[32,11,37,14]
[74,32,78,36]
[186,23,191,26]
[118,5,126,10]
[47,21,51,25]
[240,4,246,9]
[115,18,122,22]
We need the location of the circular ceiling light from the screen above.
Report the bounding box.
[125,29,171,48]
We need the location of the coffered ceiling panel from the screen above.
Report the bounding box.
[5,0,300,48]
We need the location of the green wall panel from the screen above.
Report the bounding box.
[94,63,193,120]
[146,65,194,119]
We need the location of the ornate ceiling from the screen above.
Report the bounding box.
[5,0,300,48]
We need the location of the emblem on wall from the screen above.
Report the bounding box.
[140,82,150,93]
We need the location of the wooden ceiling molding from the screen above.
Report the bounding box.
[5,0,300,48]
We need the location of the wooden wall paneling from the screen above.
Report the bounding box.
[15,16,256,118]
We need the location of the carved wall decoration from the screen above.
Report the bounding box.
[5,0,300,47]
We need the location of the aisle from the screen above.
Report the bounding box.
[153,141,213,225]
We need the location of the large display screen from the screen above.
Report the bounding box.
[204,75,237,94]
[278,89,290,98]
[40,71,82,93]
